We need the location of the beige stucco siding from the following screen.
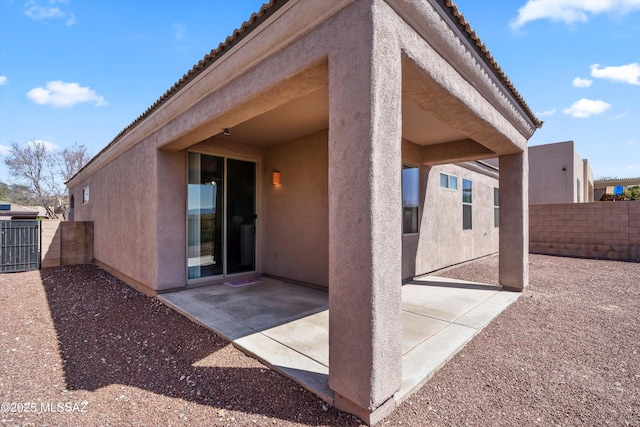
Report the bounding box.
[401,140,499,279]
[529,141,593,204]
[413,164,498,278]
[70,138,159,288]
[264,130,329,287]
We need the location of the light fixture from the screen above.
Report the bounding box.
[272,171,281,185]
[223,128,230,136]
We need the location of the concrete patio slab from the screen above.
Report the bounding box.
[401,311,449,355]
[402,277,502,322]
[176,278,328,331]
[397,322,478,401]
[158,274,519,409]
[159,291,255,340]
[234,332,333,403]
[261,310,329,366]
[454,290,521,329]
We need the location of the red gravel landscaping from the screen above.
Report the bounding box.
[1,254,638,426]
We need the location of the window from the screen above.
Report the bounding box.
[402,165,419,234]
[494,187,499,228]
[462,179,472,230]
[440,172,458,190]
[82,186,90,204]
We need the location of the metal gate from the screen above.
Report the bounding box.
[1,220,41,273]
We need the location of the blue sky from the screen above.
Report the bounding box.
[1,0,638,184]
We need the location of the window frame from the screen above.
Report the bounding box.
[462,178,472,230]
[439,172,458,190]
[82,186,90,204]
[493,187,499,228]
[402,164,420,235]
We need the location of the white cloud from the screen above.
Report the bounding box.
[562,98,612,118]
[28,139,58,152]
[0,144,10,155]
[24,0,76,25]
[173,23,187,41]
[572,77,592,88]
[610,111,629,121]
[536,108,557,116]
[65,13,76,26]
[590,63,640,85]
[25,4,64,20]
[27,81,107,108]
[511,0,640,29]
[0,76,7,86]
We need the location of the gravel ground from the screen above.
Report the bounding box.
[0,254,638,426]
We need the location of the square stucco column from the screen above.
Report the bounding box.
[156,149,187,290]
[327,5,402,424]
[499,150,529,291]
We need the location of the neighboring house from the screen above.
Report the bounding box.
[67,0,540,422]
[528,141,594,204]
[594,177,640,201]
[0,201,45,220]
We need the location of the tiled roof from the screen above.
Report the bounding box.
[444,0,543,129]
[71,0,541,182]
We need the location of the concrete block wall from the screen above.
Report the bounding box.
[41,220,94,268]
[41,220,63,269]
[530,201,639,261]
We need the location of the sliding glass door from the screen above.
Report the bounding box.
[226,159,256,275]
[187,153,256,281]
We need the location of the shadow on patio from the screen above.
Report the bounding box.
[158,271,520,405]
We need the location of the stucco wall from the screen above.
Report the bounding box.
[530,201,640,261]
[583,159,594,202]
[401,140,500,279]
[263,130,329,287]
[69,138,159,290]
[529,141,576,204]
[529,141,593,204]
[573,148,584,202]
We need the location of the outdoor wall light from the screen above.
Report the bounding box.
[272,171,281,185]
[223,128,230,136]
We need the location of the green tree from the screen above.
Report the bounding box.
[5,184,39,206]
[625,185,640,201]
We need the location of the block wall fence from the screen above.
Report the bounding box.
[41,220,94,268]
[530,201,639,262]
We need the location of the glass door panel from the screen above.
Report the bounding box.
[187,153,224,279]
[226,159,256,274]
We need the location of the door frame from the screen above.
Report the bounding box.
[186,150,259,285]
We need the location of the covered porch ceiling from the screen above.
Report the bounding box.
[212,85,477,152]
[206,61,501,167]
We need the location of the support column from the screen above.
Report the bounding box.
[156,148,187,290]
[327,3,402,424]
[499,150,529,291]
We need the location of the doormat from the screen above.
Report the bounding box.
[224,277,264,287]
